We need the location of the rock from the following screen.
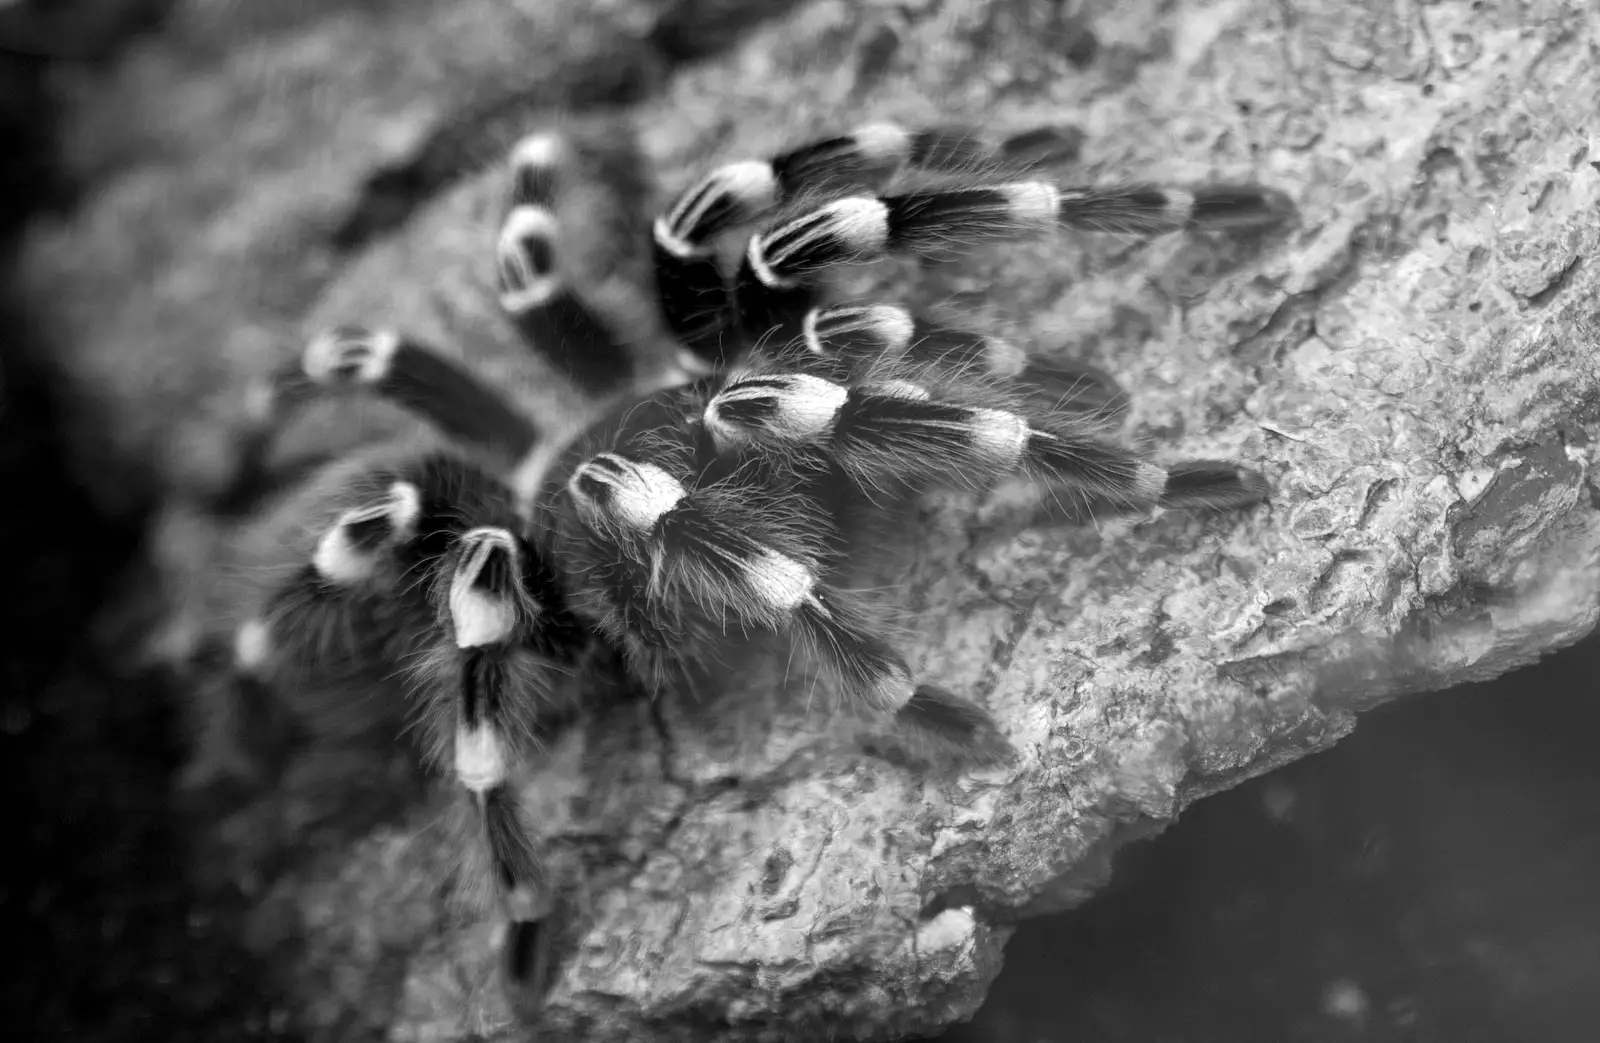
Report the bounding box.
[17,0,1600,1041]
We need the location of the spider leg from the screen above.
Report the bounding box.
[247,475,438,684]
[230,453,507,691]
[733,178,1295,342]
[329,58,657,251]
[555,447,1002,753]
[223,452,590,939]
[300,326,542,464]
[418,515,595,956]
[497,125,665,395]
[779,302,1130,424]
[230,326,543,500]
[701,369,1265,512]
[429,527,558,923]
[183,462,452,794]
[653,123,1022,368]
[1157,459,1273,511]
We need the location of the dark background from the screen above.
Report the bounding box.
[6,7,1598,1042]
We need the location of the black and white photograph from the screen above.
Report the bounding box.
[5,1,1597,1040]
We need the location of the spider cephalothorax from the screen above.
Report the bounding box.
[191,115,1292,999]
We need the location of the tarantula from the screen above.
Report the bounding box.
[193,115,1291,995]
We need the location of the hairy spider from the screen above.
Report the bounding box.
[192,115,1292,997]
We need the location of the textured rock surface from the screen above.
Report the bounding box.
[18,0,1600,1041]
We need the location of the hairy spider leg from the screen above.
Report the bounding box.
[245,452,588,925]
[185,461,454,787]
[245,477,435,682]
[291,325,543,467]
[652,122,1033,368]
[226,449,592,970]
[539,396,1007,755]
[427,523,590,928]
[701,367,1267,512]
[497,125,658,395]
[731,178,1294,343]
[209,323,544,520]
[228,456,502,689]
[559,448,902,706]
[329,60,660,251]
[770,302,1131,425]
[1157,459,1274,510]
[703,368,1159,501]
